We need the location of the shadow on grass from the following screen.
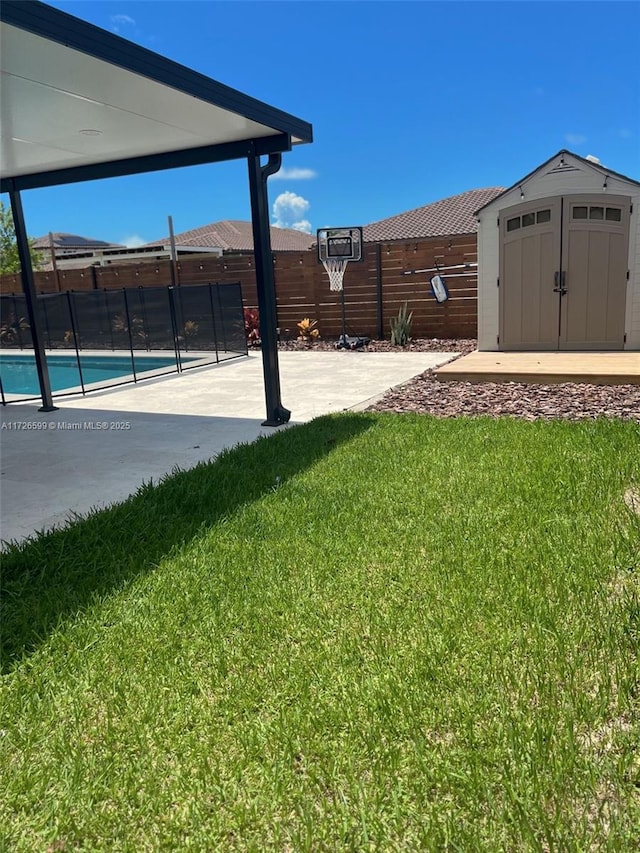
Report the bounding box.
[1,413,376,671]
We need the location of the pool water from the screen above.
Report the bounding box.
[0,353,198,396]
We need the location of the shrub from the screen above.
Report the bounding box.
[112,313,147,343]
[390,302,413,346]
[297,317,320,342]
[183,320,199,339]
[0,314,29,344]
[244,308,260,346]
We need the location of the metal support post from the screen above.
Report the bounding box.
[7,183,57,411]
[247,146,291,426]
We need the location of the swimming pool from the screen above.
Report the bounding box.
[0,352,200,396]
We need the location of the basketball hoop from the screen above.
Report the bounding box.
[321,256,349,292]
[317,227,364,343]
[317,227,363,292]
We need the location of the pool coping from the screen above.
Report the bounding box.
[0,348,247,402]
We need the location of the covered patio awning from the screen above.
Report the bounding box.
[0,0,313,424]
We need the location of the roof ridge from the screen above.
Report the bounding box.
[32,232,122,246]
[147,219,315,252]
[362,187,506,241]
[366,187,506,227]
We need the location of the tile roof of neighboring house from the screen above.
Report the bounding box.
[363,188,506,242]
[32,233,124,250]
[152,220,315,253]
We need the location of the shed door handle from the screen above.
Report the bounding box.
[553,271,567,295]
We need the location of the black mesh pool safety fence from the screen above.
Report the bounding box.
[0,282,247,404]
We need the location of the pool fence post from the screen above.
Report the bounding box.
[66,290,85,393]
[208,283,221,363]
[12,293,25,350]
[48,231,61,292]
[167,286,182,371]
[105,290,116,351]
[122,288,137,381]
[40,294,51,349]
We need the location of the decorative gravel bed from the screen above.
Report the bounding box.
[367,371,640,421]
[277,338,477,354]
[274,338,640,421]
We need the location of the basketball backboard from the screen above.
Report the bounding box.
[317,227,363,264]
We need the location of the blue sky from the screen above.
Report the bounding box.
[9,1,640,246]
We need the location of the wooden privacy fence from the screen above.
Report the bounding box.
[0,233,478,339]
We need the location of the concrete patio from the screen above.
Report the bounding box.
[0,350,455,545]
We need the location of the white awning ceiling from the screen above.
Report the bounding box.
[0,1,312,190]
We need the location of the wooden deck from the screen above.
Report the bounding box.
[435,351,640,385]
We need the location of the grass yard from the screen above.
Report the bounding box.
[1,413,639,851]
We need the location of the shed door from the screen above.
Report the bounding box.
[560,196,630,350]
[499,194,629,351]
[500,198,561,350]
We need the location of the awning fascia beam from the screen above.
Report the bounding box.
[1,134,293,193]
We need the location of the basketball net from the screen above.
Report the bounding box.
[321,257,349,292]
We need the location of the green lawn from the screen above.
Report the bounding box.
[2,414,639,851]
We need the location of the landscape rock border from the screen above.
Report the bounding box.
[275,338,640,422]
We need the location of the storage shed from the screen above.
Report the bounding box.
[475,150,640,351]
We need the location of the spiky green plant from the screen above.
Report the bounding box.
[390,301,413,346]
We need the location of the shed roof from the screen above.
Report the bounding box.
[474,149,640,215]
[153,220,315,253]
[363,188,505,242]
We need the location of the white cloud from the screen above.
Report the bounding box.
[291,220,312,233]
[272,191,312,234]
[269,167,317,181]
[111,14,135,25]
[122,235,146,248]
[110,13,135,33]
[564,133,587,145]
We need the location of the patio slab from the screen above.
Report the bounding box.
[0,350,454,545]
[435,351,640,385]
